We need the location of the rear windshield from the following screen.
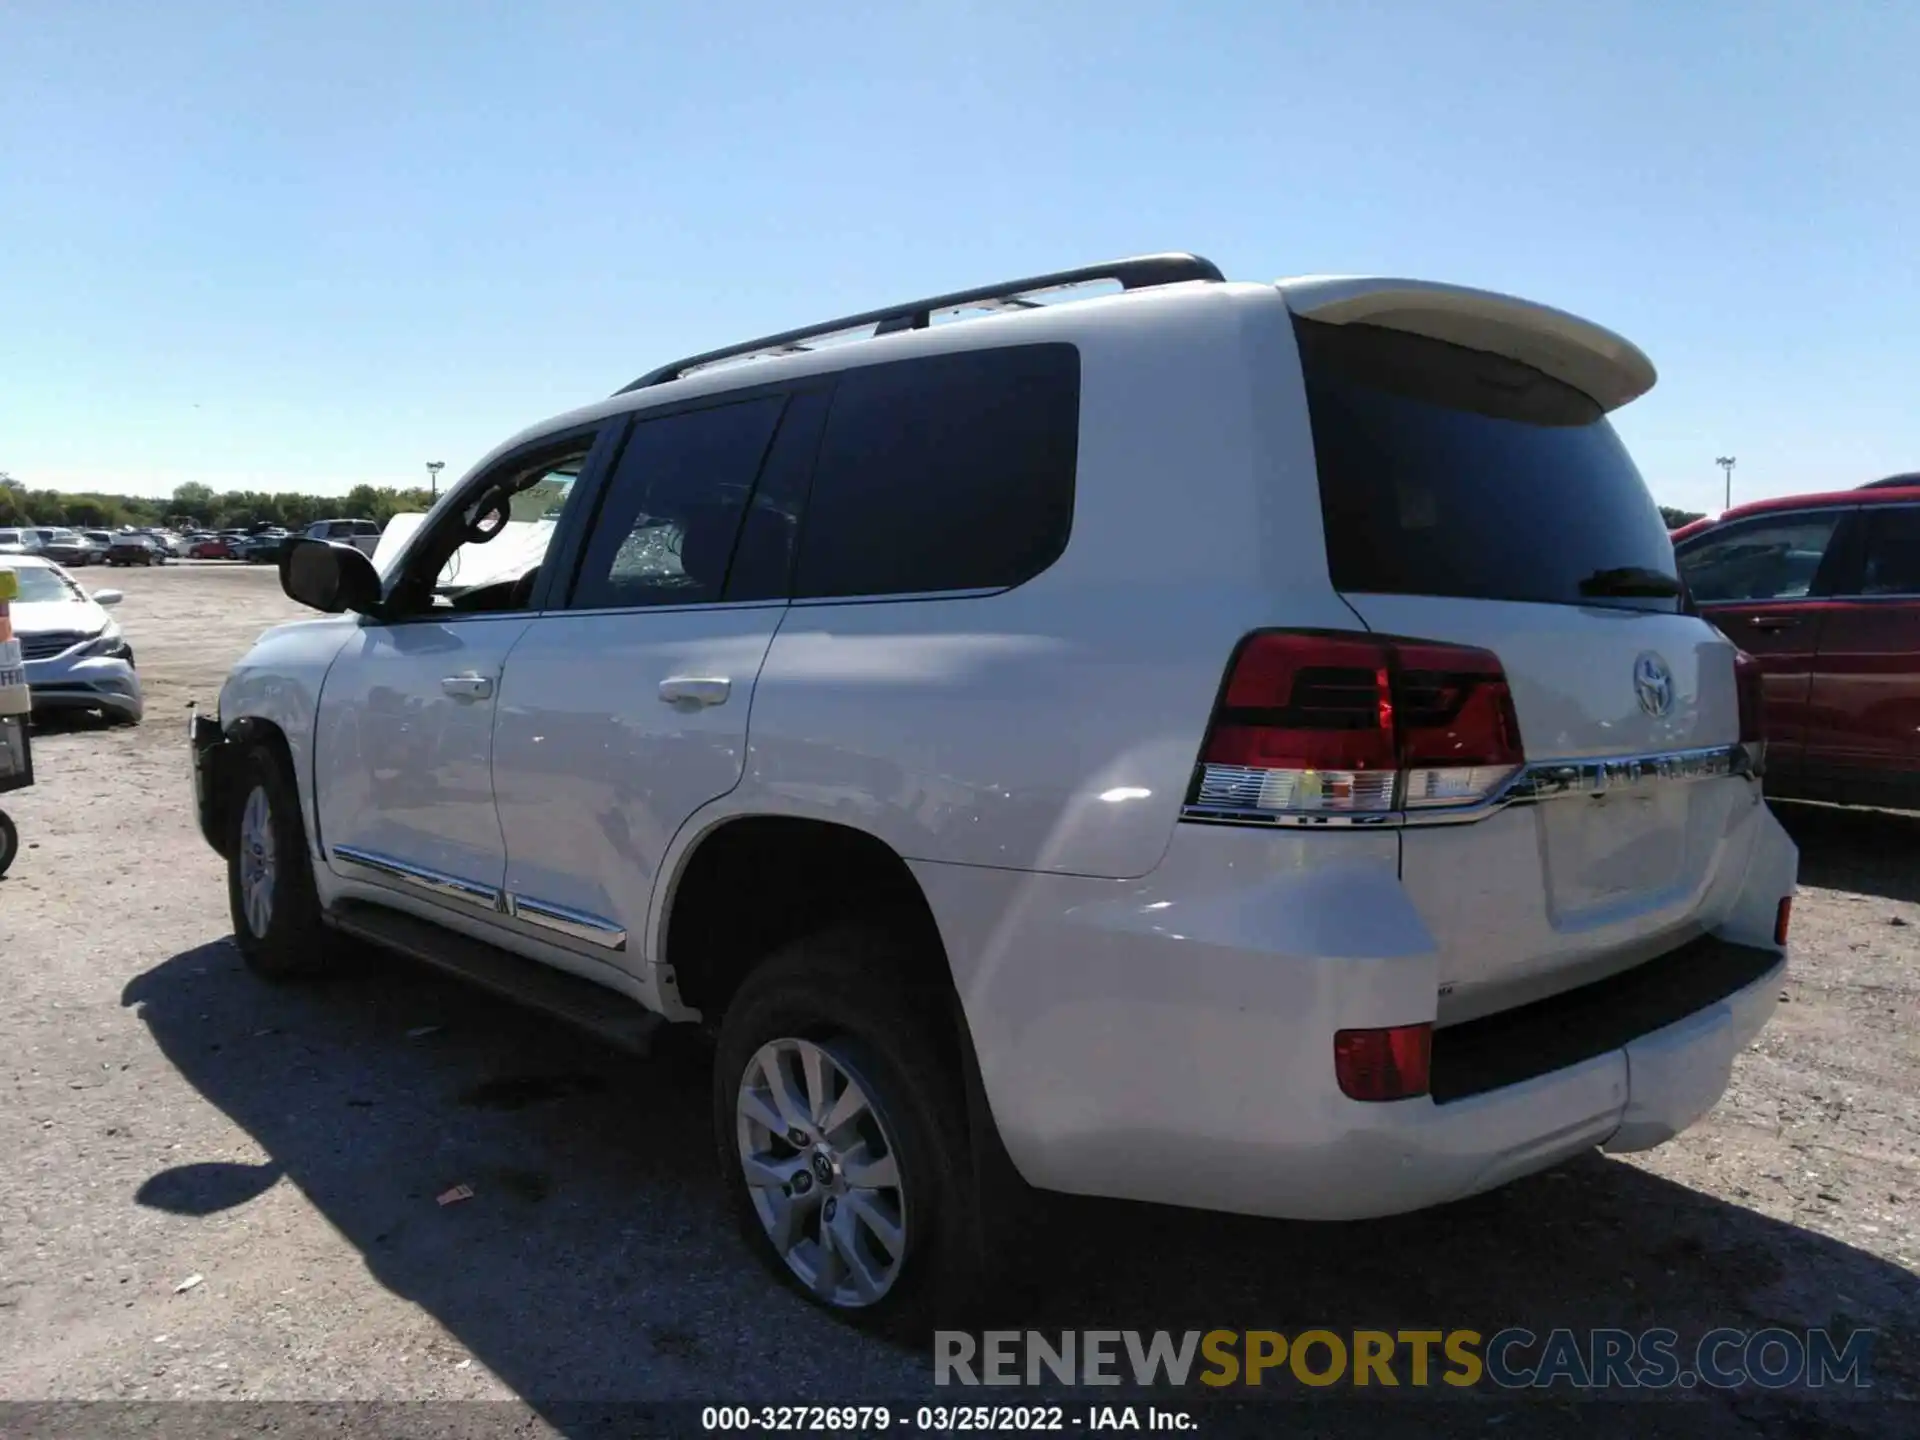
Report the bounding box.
[1296,318,1679,613]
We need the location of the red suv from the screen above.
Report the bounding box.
[1673,482,1920,810]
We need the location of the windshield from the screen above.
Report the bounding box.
[1297,318,1680,613]
[7,566,85,603]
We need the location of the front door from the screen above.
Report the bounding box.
[1678,506,1851,784]
[314,431,610,911]
[491,387,822,965]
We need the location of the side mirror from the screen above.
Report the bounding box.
[93,589,124,607]
[281,538,381,615]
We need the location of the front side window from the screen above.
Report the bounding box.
[793,344,1080,599]
[1855,508,1920,596]
[387,443,595,618]
[570,395,787,610]
[1677,512,1843,603]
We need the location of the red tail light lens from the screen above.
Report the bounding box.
[1774,896,1792,948]
[1193,631,1524,818]
[1334,1024,1433,1102]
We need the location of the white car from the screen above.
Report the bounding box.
[190,254,1796,1331]
[304,518,382,556]
[4,556,141,724]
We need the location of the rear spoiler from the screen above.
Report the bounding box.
[1276,276,1657,412]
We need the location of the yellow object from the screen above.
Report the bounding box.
[0,566,16,602]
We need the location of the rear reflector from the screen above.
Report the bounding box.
[1334,1024,1433,1102]
[1774,896,1792,948]
[1192,631,1524,820]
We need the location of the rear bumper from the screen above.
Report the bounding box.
[913,801,1795,1221]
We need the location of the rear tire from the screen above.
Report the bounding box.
[0,810,17,878]
[227,743,329,978]
[713,929,1003,1338]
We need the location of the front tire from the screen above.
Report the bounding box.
[227,743,328,978]
[713,931,996,1337]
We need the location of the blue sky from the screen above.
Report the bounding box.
[2,1,1914,515]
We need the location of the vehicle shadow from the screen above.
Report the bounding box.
[1771,801,1920,906]
[122,942,1918,1435]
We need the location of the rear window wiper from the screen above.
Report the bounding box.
[1578,566,1682,598]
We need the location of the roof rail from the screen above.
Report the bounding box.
[614,252,1225,394]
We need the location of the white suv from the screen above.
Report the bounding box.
[190,254,1796,1332]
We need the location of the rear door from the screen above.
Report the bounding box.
[1675,506,1851,783]
[1802,503,1920,798]
[489,385,824,969]
[1293,316,1754,1020]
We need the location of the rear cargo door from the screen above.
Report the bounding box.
[1292,312,1750,1019]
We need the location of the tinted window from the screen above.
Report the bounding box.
[725,388,831,603]
[1299,319,1679,612]
[793,344,1079,599]
[1856,507,1920,596]
[571,395,786,610]
[1677,512,1843,602]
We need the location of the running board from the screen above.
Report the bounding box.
[327,901,667,1055]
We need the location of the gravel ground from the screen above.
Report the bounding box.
[0,563,1915,1437]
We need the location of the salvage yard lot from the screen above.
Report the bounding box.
[0,562,1916,1433]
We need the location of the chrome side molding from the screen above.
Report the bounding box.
[331,845,502,908]
[505,893,628,951]
[1181,744,1755,831]
[330,845,629,951]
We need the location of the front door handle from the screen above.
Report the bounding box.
[658,676,731,707]
[1748,615,1803,632]
[441,673,494,700]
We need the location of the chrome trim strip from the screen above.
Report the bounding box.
[1180,744,1754,831]
[331,845,503,909]
[505,893,628,951]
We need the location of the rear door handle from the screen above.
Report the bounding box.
[440,673,494,700]
[658,676,731,707]
[1748,615,1803,632]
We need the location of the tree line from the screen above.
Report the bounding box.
[0,478,436,532]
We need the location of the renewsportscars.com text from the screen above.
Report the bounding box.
[935,1328,1875,1391]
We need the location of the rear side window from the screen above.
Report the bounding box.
[1677,512,1844,602]
[793,344,1079,599]
[571,394,786,610]
[1298,319,1680,612]
[1856,507,1920,596]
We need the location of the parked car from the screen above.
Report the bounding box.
[26,528,93,567]
[191,254,1795,1330]
[189,535,238,560]
[240,530,292,564]
[1674,480,1920,811]
[0,528,42,556]
[106,534,166,566]
[3,556,141,724]
[304,518,383,557]
[80,530,114,565]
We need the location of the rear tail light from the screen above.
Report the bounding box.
[1774,896,1792,948]
[1733,649,1767,773]
[1334,1024,1433,1102]
[1191,631,1524,820]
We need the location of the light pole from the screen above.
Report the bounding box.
[426,461,445,501]
[1716,456,1736,511]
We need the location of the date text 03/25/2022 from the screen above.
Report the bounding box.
[701,1405,1193,1431]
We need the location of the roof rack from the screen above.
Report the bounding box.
[614,252,1225,394]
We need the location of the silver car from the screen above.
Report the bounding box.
[5,557,142,724]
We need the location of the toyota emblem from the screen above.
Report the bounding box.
[1634,652,1674,718]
